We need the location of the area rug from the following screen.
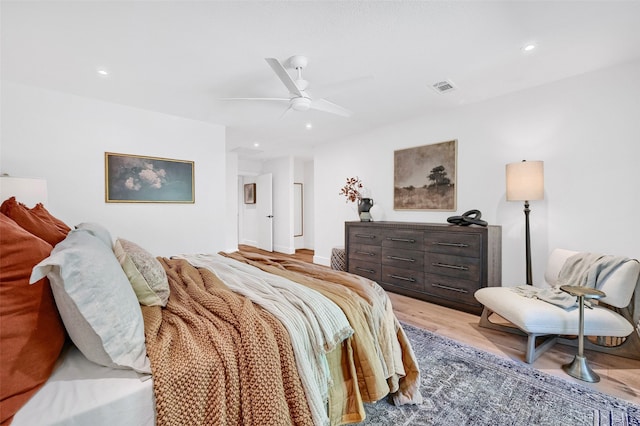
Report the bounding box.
[360,323,640,425]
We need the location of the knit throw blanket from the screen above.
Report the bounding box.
[141,258,314,426]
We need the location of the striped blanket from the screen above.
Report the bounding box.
[219,251,422,419]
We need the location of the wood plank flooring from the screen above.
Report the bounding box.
[238,245,640,405]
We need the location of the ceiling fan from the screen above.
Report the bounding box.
[222,55,353,118]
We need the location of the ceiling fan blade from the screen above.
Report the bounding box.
[310,98,353,118]
[265,58,303,97]
[219,97,290,101]
[279,106,293,120]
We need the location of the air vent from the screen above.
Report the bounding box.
[432,80,456,94]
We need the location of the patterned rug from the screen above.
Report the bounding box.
[360,323,640,425]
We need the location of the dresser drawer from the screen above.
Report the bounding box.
[380,228,423,250]
[424,273,480,306]
[425,253,481,281]
[382,247,424,271]
[348,227,382,246]
[382,265,424,292]
[424,232,481,257]
[349,244,381,263]
[348,259,381,282]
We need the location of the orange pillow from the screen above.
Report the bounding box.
[0,213,66,425]
[0,197,67,246]
[30,203,71,234]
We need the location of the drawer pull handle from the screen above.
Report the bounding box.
[355,234,376,239]
[432,262,469,271]
[433,242,469,248]
[387,255,415,262]
[431,283,468,293]
[389,274,416,282]
[386,237,416,243]
[356,267,375,274]
[356,251,375,256]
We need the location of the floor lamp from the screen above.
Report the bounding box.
[506,160,544,285]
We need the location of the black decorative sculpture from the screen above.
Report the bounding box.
[447,209,488,227]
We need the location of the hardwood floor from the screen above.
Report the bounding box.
[238,245,640,405]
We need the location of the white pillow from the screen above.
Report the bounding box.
[30,229,151,374]
[75,222,113,248]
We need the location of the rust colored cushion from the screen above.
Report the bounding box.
[30,203,71,234]
[0,197,67,246]
[0,213,66,425]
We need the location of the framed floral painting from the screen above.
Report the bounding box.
[105,152,194,203]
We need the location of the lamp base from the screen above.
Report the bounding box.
[562,355,600,383]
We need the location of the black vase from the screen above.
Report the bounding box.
[358,198,374,222]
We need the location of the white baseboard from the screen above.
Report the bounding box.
[314,255,330,266]
[273,244,295,255]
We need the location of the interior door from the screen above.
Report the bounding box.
[256,173,273,251]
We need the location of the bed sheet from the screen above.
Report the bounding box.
[12,343,154,426]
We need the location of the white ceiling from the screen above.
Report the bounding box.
[3,1,640,160]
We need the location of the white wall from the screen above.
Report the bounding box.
[293,158,304,249]
[303,160,315,249]
[263,156,294,254]
[224,152,239,252]
[1,81,230,257]
[314,59,640,286]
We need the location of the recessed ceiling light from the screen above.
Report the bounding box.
[97,68,109,76]
[253,142,260,147]
[522,44,536,52]
[305,123,312,129]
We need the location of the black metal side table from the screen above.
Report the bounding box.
[559,285,606,383]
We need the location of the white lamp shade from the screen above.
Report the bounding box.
[0,176,48,207]
[506,160,544,201]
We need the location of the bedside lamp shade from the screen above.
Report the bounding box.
[506,160,544,201]
[0,176,48,206]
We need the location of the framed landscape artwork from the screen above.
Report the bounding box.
[394,140,457,211]
[244,183,256,204]
[105,152,195,203]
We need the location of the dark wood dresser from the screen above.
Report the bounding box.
[345,221,501,315]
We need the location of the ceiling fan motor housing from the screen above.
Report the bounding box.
[291,97,311,111]
[288,55,308,70]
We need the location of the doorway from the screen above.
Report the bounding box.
[256,173,273,251]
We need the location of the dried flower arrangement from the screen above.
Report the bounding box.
[339,176,363,203]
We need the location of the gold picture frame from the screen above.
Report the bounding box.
[105,152,194,203]
[394,140,457,211]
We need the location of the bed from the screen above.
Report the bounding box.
[0,196,422,426]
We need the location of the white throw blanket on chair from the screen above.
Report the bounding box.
[512,252,632,310]
[556,252,632,289]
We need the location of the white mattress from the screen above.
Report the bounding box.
[12,343,155,426]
